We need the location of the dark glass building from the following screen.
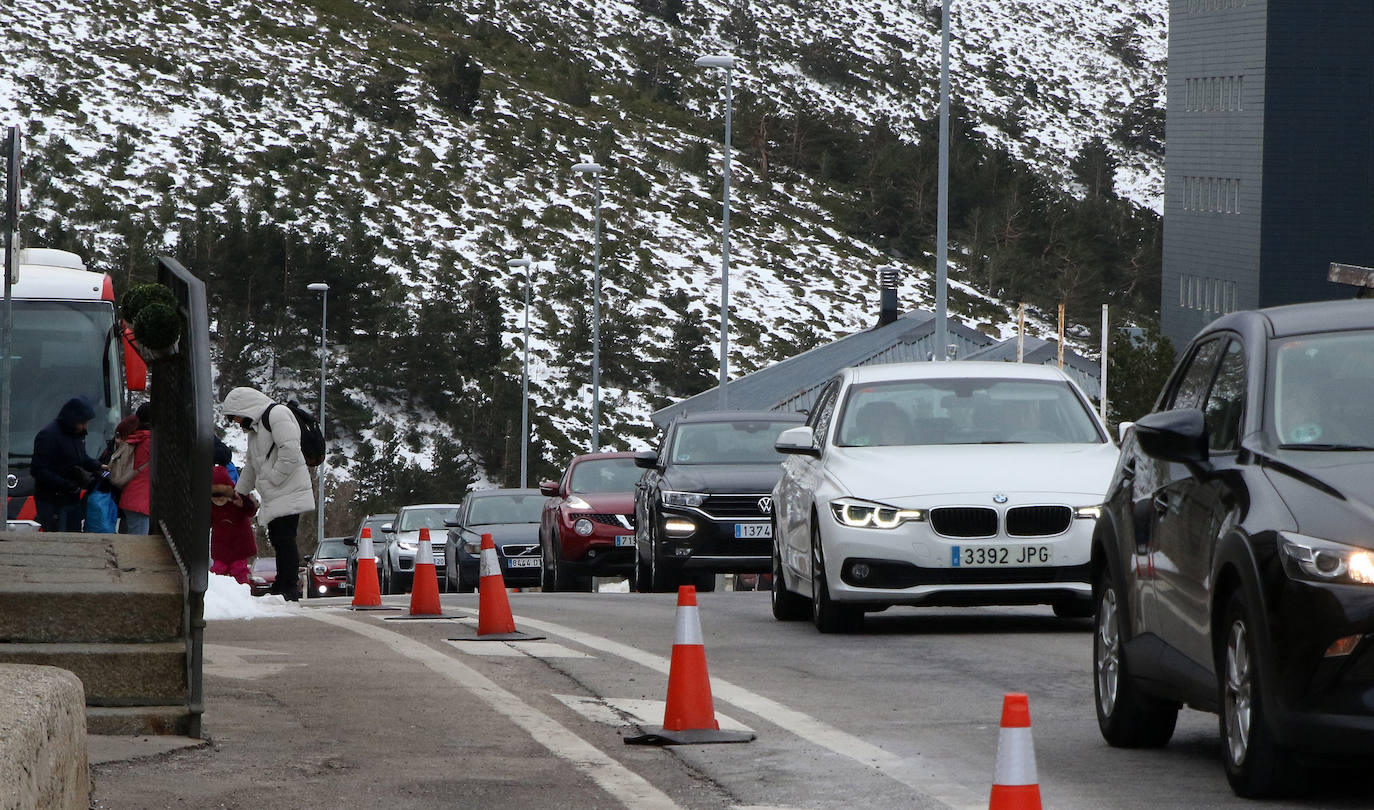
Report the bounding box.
[1161,1,1374,350]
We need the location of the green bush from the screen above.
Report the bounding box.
[120,282,176,324]
[133,302,182,350]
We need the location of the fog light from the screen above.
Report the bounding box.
[575,518,594,536]
[851,562,872,581]
[317,585,328,595]
[1325,634,1364,658]
[664,518,696,538]
[587,549,597,559]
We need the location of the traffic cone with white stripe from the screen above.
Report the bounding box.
[349,527,388,610]
[624,585,755,746]
[477,532,517,635]
[989,693,1042,810]
[407,527,443,616]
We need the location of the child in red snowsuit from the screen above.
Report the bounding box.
[210,464,258,584]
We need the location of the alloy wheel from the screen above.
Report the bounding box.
[1096,586,1120,718]
[1224,620,1253,767]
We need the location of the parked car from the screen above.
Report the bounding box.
[345,512,394,592]
[633,410,807,593]
[248,557,277,597]
[446,489,544,592]
[379,504,459,595]
[1092,300,1374,797]
[301,537,351,598]
[539,452,641,592]
[772,362,1117,633]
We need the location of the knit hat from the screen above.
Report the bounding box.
[211,465,236,497]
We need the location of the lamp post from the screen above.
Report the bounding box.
[572,162,603,452]
[306,282,329,550]
[694,53,736,408]
[934,0,951,360]
[508,258,532,488]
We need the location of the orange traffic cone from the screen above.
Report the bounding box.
[989,693,1042,810]
[477,533,517,635]
[407,527,443,616]
[349,528,389,610]
[624,585,754,746]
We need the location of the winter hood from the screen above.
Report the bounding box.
[220,387,274,423]
[57,397,95,429]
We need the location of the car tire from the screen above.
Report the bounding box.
[1218,590,1300,798]
[381,560,394,596]
[692,572,716,592]
[771,539,810,621]
[541,534,557,593]
[810,523,862,633]
[1052,596,1094,619]
[1094,566,1178,748]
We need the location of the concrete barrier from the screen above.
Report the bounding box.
[0,664,89,810]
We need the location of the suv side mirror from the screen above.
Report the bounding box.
[775,426,820,456]
[344,537,357,547]
[303,554,313,564]
[1134,409,1208,466]
[1117,421,1135,443]
[633,450,660,469]
[539,480,560,497]
[443,520,460,528]
[381,523,395,533]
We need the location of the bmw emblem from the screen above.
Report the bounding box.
[992,494,1008,504]
[758,497,773,514]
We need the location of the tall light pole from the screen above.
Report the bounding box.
[306,282,329,550]
[934,0,951,360]
[572,162,603,452]
[695,53,736,408]
[508,258,532,488]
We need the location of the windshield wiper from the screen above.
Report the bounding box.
[1278,443,1374,451]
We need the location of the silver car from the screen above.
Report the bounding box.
[379,503,460,594]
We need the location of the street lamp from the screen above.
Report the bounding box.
[572,161,603,453]
[934,0,951,360]
[306,282,329,550]
[695,53,736,408]
[507,258,533,488]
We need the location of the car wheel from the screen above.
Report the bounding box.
[381,560,393,596]
[1094,565,1178,747]
[771,539,810,621]
[810,523,862,633]
[1218,591,1299,797]
[632,547,650,593]
[1052,596,1094,619]
[541,535,557,593]
[692,572,716,592]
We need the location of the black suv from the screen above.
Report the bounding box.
[1092,300,1374,797]
[633,410,805,592]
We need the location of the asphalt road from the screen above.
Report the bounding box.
[91,589,1373,809]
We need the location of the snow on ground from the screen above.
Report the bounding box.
[203,573,299,620]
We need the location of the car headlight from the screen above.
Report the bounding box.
[1074,505,1102,520]
[398,542,416,552]
[312,563,326,576]
[575,518,594,536]
[830,498,925,529]
[461,540,480,555]
[662,490,707,507]
[566,495,592,509]
[1279,532,1374,585]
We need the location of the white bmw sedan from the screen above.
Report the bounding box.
[770,361,1119,633]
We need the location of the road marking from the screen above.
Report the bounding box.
[446,640,592,658]
[203,644,297,680]
[304,609,679,810]
[555,695,753,732]
[455,608,983,810]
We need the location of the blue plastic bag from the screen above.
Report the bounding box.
[84,488,119,534]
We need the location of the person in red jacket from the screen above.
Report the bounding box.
[117,404,153,535]
[210,465,258,585]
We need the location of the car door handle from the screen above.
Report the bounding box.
[1152,493,1171,514]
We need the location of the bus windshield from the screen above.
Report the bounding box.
[5,300,122,463]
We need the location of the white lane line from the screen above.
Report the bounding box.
[555,695,754,733]
[305,609,680,810]
[455,608,983,810]
[445,640,593,658]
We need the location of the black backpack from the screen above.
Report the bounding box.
[263,400,326,467]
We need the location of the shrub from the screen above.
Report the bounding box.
[120,282,176,324]
[134,302,182,350]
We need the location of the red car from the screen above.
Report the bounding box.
[538,452,642,591]
[300,537,351,598]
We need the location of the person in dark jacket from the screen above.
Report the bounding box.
[31,397,104,532]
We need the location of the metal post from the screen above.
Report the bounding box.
[719,68,733,407]
[521,269,531,488]
[591,173,602,452]
[1016,303,1025,362]
[934,0,951,361]
[307,282,329,550]
[1,127,19,526]
[1100,303,1109,422]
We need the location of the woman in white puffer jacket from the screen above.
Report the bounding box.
[220,386,316,601]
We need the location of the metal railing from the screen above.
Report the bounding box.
[149,256,212,738]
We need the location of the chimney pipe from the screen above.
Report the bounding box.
[877,266,900,327]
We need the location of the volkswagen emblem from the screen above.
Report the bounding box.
[757,496,773,514]
[992,494,1008,504]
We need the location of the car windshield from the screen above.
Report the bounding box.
[315,540,349,559]
[251,558,276,575]
[467,494,543,525]
[835,377,1104,446]
[1270,331,1374,449]
[397,508,456,532]
[570,458,641,493]
[669,420,800,465]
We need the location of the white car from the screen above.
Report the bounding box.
[771,361,1119,632]
[379,503,461,595]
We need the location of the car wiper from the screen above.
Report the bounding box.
[1278,443,1374,451]
[979,440,1026,444]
